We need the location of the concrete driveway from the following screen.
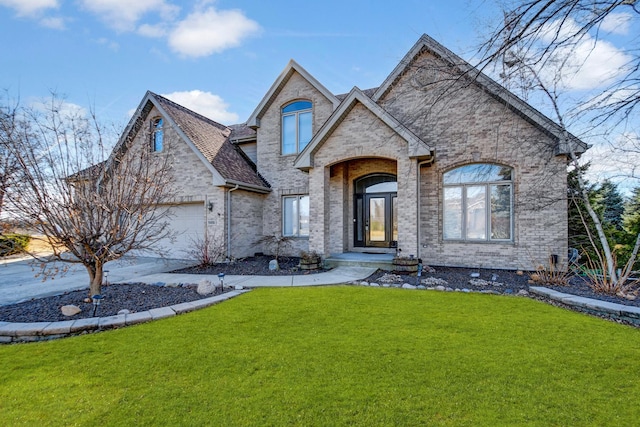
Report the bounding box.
[0,256,195,306]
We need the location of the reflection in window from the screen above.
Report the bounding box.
[152,117,163,152]
[443,164,513,241]
[282,101,312,155]
[283,195,309,237]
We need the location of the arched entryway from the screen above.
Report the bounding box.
[354,174,398,248]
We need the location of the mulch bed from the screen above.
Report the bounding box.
[1,260,638,324]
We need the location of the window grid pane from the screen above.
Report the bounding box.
[443,187,462,239]
[282,115,296,155]
[491,184,512,240]
[298,112,312,151]
[466,186,486,240]
[283,196,309,237]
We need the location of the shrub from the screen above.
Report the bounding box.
[0,233,31,257]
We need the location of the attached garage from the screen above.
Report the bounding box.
[154,203,205,259]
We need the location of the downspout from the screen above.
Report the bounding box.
[227,184,240,260]
[416,156,435,261]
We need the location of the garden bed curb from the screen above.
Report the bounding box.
[0,289,250,343]
[530,287,640,325]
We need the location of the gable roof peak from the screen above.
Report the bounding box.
[246,59,340,129]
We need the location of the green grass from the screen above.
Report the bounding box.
[2,287,640,426]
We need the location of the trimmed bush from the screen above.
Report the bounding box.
[0,234,31,256]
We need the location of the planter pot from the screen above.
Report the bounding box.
[393,257,418,273]
[300,262,320,270]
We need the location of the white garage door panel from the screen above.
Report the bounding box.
[155,204,205,259]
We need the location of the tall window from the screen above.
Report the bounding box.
[282,101,312,155]
[443,164,513,241]
[283,195,309,237]
[152,117,163,152]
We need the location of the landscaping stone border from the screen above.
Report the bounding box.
[0,289,250,343]
[530,286,640,326]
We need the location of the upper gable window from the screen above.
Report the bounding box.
[443,164,513,242]
[152,117,163,152]
[282,100,312,155]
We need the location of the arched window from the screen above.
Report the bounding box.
[282,100,312,155]
[152,117,163,152]
[443,164,513,241]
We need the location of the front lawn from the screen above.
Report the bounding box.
[2,287,640,426]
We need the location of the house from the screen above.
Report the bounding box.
[120,34,587,270]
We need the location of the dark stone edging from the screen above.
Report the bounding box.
[0,289,251,343]
[529,286,640,326]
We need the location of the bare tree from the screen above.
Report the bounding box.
[479,0,640,124]
[5,94,177,296]
[0,92,25,222]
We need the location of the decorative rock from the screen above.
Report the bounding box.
[470,272,480,278]
[445,287,454,292]
[402,284,417,290]
[165,283,179,288]
[360,281,369,286]
[480,290,500,295]
[517,289,530,296]
[382,284,390,288]
[197,280,216,295]
[516,270,524,276]
[83,297,92,303]
[268,259,279,271]
[61,305,81,317]
[421,277,448,286]
[462,288,471,293]
[417,285,426,290]
[435,285,446,291]
[378,273,403,283]
[151,282,165,287]
[370,283,380,287]
[235,285,244,290]
[454,288,461,292]
[118,309,131,315]
[504,289,513,294]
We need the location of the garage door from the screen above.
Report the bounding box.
[154,203,205,259]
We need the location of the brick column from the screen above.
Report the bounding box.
[308,165,330,256]
[397,157,419,257]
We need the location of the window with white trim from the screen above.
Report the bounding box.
[283,195,309,237]
[443,164,513,241]
[282,100,312,155]
[152,117,163,152]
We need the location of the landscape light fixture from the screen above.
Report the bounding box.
[218,273,225,293]
[91,294,104,317]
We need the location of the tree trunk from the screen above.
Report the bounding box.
[86,261,104,296]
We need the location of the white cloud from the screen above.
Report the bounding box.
[78,0,179,32]
[96,37,120,52]
[39,16,65,30]
[161,90,239,123]
[600,12,633,35]
[168,7,260,58]
[0,0,58,17]
[536,18,632,91]
[138,23,167,38]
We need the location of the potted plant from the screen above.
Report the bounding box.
[300,250,322,270]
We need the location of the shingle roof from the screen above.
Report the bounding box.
[336,87,378,101]
[228,123,257,142]
[151,93,269,191]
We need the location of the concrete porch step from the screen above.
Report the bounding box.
[325,253,395,271]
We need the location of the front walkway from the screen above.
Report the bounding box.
[113,266,377,288]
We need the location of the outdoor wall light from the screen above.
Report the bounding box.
[208,201,214,212]
[91,294,104,317]
[218,273,225,292]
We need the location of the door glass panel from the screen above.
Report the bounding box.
[356,197,363,242]
[369,197,386,242]
[392,196,398,242]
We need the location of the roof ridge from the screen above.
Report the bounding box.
[150,92,230,132]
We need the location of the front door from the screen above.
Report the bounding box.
[354,174,398,248]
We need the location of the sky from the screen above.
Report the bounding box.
[0,0,637,187]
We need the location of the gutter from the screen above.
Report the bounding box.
[227,184,240,260]
[416,155,435,261]
[224,180,271,194]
